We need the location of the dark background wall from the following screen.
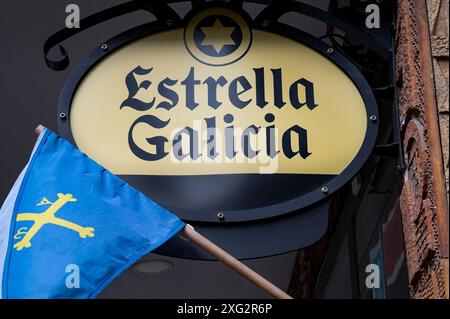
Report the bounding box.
[0,0,158,203]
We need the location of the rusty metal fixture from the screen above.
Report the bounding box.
[396,0,449,299]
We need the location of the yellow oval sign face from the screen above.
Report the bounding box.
[68,8,369,177]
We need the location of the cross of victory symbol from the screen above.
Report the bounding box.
[14,193,95,251]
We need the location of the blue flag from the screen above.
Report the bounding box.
[0,128,185,298]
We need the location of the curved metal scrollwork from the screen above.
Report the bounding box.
[44,0,180,70]
[253,0,389,59]
[44,0,390,71]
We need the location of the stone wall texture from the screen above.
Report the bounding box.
[427,0,449,196]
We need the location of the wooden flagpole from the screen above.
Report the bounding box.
[34,125,292,299]
[181,224,293,299]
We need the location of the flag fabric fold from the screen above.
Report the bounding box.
[0,128,185,298]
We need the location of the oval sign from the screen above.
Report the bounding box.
[58,5,378,226]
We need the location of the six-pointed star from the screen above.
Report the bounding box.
[200,19,236,54]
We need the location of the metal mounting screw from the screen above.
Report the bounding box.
[327,47,334,54]
[321,186,329,194]
[59,112,67,120]
[370,115,377,122]
[217,212,225,221]
[262,20,269,27]
[100,43,108,51]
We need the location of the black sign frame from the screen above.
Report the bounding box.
[52,0,382,259]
